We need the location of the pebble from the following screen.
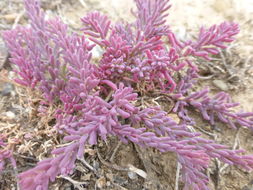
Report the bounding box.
[1,83,13,96]
[212,79,229,91]
[128,171,138,180]
[5,111,15,120]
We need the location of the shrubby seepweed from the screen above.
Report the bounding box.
[2,0,253,189]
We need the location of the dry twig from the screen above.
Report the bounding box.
[60,175,88,190]
[96,147,129,172]
[109,141,122,162]
[174,162,181,190]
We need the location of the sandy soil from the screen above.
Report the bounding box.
[1,0,253,190]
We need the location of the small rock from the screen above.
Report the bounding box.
[6,111,15,120]
[1,83,13,96]
[128,171,138,180]
[212,79,229,91]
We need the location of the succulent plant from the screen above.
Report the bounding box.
[2,0,253,189]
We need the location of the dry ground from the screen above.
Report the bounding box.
[1,0,253,190]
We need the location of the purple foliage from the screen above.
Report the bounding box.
[133,0,171,38]
[2,0,253,190]
[173,69,253,129]
[0,135,17,174]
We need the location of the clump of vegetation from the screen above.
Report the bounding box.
[2,0,253,189]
